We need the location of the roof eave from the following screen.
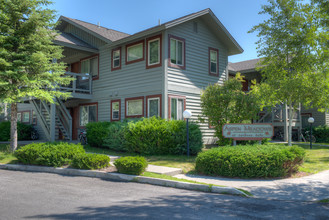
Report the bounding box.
[58,16,112,44]
[54,40,99,53]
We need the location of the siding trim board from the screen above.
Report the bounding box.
[208,47,219,77]
[111,47,121,71]
[80,54,100,80]
[125,40,145,65]
[168,34,186,70]
[125,96,145,118]
[146,94,162,117]
[110,99,121,121]
[146,34,162,69]
[168,94,186,120]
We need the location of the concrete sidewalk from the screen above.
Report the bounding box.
[173,171,329,201]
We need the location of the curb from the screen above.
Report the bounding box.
[0,164,247,197]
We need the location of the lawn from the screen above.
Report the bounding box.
[0,144,18,164]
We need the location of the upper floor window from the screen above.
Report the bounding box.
[111,47,121,71]
[32,110,37,125]
[111,100,121,121]
[79,104,97,126]
[146,35,162,69]
[126,40,144,64]
[169,95,186,120]
[146,95,161,117]
[209,48,219,76]
[168,35,186,70]
[81,55,99,79]
[125,97,144,118]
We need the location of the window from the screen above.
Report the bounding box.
[111,100,121,121]
[209,48,219,76]
[168,95,186,120]
[22,112,30,123]
[17,113,22,122]
[81,55,99,79]
[111,47,121,71]
[146,35,162,68]
[79,104,97,126]
[125,97,144,118]
[146,95,162,117]
[126,40,144,64]
[168,35,185,70]
[32,110,37,125]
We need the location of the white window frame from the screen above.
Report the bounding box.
[127,43,143,62]
[148,38,160,66]
[170,97,185,120]
[170,38,184,66]
[147,97,160,117]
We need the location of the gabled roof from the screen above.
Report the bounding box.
[229,58,261,73]
[57,8,243,56]
[57,16,130,43]
[54,32,98,53]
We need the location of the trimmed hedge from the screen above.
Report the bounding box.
[0,121,33,141]
[15,142,85,167]
[86,117,203,155]
[114,156,148,175]
[195,144,305,178]
[71,153,110,170]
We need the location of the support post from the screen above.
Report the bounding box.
[50,102,56,142]
[186,118,189,157]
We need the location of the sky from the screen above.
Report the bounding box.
[49,0,270,63]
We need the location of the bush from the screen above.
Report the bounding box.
[71,153,110,170]
[114,156,148,175]
[103,122,127,151]
[124,117,203,155]
[86,121,112,148]
[15,142,85,167]
[305,125,329,143]
[0,121,33,141]
[195,144,305,178]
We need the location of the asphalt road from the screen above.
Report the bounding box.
[0,169,328,220]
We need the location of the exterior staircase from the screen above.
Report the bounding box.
[30,98,72,141]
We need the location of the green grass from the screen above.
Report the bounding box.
[0,144,18,164]
[84,145,197,173]
[318,198,329,203]
[292,144,329,174]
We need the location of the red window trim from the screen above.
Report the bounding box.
[209,47,219,77]
[80,54,100,80]
[111,99,121,121]
[146,35,162,69]
[146,94,162,118]
[168,34,186,70]
[111,47,121,71]
[168,94,186,120]
[125,96,144,118]
[18,110,30,124]
[125,40,145,65]
[32,110,37,125]
[78,102,98,128]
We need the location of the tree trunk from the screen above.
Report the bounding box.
[10,103,18,152]
[288,102,294,146]
[4,103,8,121]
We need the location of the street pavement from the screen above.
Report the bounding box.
[0,169,328,220]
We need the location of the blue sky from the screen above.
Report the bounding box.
[49,0,269,63]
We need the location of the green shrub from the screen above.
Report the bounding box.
[304,125,329,143]
[15,142,85,167]
[124,117,203,155]
[103,122,127,151]
[86,121,112,147]
[71,153,110,170]
[0,121,33,141]
[114,156,148,175]
[195,144,305,178]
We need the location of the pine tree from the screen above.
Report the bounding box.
[0,0,71,152]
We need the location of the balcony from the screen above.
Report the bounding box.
[60,72,93,99]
